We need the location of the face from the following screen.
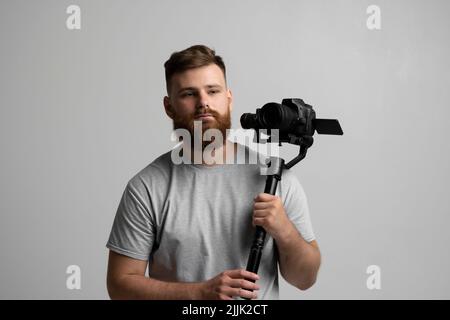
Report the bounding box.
[163,64,233,148]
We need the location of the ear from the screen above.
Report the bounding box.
[163,96,174,119]
[227,89,233,113]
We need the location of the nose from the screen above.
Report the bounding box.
[197,90,210,110]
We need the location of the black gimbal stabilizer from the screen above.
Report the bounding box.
[240,98,343,290]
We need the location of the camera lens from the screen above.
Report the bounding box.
[240,113,258,129]
[261,103,282,128]
[261,103,296,131]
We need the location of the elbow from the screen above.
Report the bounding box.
[107,280,118,300]
[294,263,321,291]
[297,252,321,290]
[281,271,318,291]
[107,275,124,300]
[296,276,317,291]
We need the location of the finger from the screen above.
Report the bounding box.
[236,288,258,300]
[218,294,233,300]
[253,202,273,210]
[253,209,269,217]
[225,269,260,281]
[254,193,276,202]
[228,278,260,291]
[253,217,265,227]
[223,287,258,300]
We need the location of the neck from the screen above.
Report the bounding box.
[189,140,237,166]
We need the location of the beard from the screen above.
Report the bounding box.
[172,107,232,151]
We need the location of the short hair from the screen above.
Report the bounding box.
[164,45,227,94]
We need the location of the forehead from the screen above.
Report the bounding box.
[170,64,226,89]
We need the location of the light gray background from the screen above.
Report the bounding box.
[1,0,449,299]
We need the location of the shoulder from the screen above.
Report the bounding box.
[127,150,173,194]
[279,167,308,201]
[281,167,300,183]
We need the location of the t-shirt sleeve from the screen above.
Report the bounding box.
[106,181,155,261]
[280,170,316,243]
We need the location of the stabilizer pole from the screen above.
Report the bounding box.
[245,157,284,274]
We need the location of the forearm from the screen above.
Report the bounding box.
[108,274,204,300]
[274,222,321,290]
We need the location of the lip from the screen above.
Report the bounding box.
[194,113,214,119]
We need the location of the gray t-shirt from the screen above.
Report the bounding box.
[106,146,315,299]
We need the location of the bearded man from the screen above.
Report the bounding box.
[106,45,320,300]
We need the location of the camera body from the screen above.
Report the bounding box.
[241,98,316,145]
[240,98,343,146]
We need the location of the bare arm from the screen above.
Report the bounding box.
[106,250,260,300]
[275,223,321,290]
[107,251,202,299]
[252,193,321,291]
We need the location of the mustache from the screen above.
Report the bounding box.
[193,109,220,118]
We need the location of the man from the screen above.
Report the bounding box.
[106,45,321,300]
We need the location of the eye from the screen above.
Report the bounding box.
[181,91,194,97]
[209,90,219,95]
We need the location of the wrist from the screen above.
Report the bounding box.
[190,281,206,300]
[273,220,297,244]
